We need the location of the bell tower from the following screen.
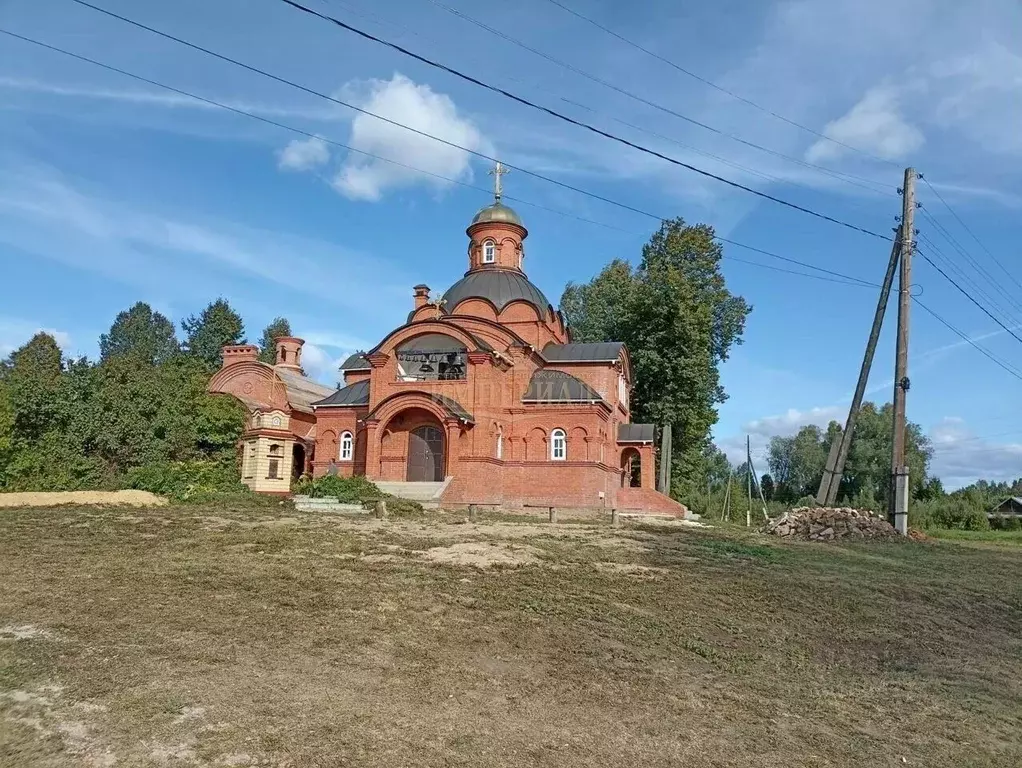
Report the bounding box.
[466,161,528,274]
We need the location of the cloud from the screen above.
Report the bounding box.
[928,417,1022,489]
[330,73,487,201]
[0,318,72,357]
[806,85,924,163]
[278,137,330,171]
[298,331,375,385]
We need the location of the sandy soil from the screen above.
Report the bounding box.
[0,490,167,507]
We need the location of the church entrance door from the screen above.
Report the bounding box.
[407,425,444,482]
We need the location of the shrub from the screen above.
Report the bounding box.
[125,460,248,502]
[292,474,385,503]
[910,498,990,531]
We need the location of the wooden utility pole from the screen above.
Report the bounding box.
[746,435,752,528]
[721,469,733,521]
[816,236,902,506]
[748,451,769,521]
[890,168,916,535]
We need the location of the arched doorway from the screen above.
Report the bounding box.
[408,425,445,481]
[621,448,642,488]
[292,443,306,482]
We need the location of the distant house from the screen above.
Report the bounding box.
[990,497,1022,518]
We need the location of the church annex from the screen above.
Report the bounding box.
[210,170,683,514]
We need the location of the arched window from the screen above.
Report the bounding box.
[550,429,566,461]
[339,431,353,461]
[496,426,503,460]
[483,240,496,263]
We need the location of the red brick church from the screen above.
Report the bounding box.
[209,166,683,514]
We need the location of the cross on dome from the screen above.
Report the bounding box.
[488,161,509,202]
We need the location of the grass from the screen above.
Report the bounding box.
[1,502,1021,767]
[926,528,1022,545]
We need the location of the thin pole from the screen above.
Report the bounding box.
[748,452,769,521]
[817,237,903,506]
[890,168,915,535]
[721,469,733,521]
[746,435,752,528]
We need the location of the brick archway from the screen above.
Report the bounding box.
[621,447,642,488]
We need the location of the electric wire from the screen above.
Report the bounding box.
[0,26,880,293]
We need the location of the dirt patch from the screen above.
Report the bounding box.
[0,624,60,641]
[0,490,166,507]
[421,541,541,568]
[1,684,116,767]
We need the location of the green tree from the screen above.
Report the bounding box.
[5,333,64,440]
[560,218,751,498]
[100,301,179,365]
[181,299,244,370]
[258,317,293,364]
[760,473,775,501]
[768,425,828,501]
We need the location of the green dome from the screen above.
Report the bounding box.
[470,201,524,228]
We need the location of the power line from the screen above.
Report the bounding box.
[921,175,1022,294]
[915,245,1022,348]
[913,298,1022,383]
[540,0,903,169]
[68,0,893,241]
[0,27,880,293]
[265,0,892,238]
[418,0,892,196]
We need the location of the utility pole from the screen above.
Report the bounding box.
[890,168,916,535]
[657,424,672,494]
[816,236,902,506]
[721,469,733,522]
[746,435,752,528]
[748,451,769,521]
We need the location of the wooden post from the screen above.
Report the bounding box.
[610,508,619,527]
[548,506,557,523]
[746,435,752,528]
[468,504,477,522]
[890,167,915,536]
[375,499,388,519]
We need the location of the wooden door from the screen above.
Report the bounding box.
[407,426,444,482]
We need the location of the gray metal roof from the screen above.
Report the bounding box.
[339,353,370,371]
[363,391,473,424]
[441,269,551,315]
[618,423,655,443]
[469,201,523,228]
[275,370,337,414]
[522,370,604,403]
[543,341,624,362]
[312,379,370,408]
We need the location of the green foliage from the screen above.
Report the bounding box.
[560,218,751,499]
[181,298,245,370]
[100,302,179,365]
[911,497,990,531]
[125,460,248,502]
[293,474,383,503]
[258,317,292,364]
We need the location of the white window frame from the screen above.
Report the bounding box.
[339,431,354,461]
[483,240,496,263]
[551,429,566,461]
[496,428,503,460]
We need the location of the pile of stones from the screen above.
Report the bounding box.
[763,506,897,541]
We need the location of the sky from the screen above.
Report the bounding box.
[1,0,1021,489]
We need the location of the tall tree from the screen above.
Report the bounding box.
[181,299,244,370]
[258,317,292,364]
[560,218,751,497]
[768,425,828,501]
[100,301,179,365]
[5,333,64,440]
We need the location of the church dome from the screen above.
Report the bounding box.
[469,201,524,228]
[441,269,551,315]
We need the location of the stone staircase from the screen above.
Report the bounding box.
[375,478,451,506]
[615,487,690,518]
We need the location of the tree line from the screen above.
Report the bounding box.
[0,299,294,494]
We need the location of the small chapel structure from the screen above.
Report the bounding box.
[209,165,684,514]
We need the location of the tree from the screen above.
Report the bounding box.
[258,317,292,364]
[100,301,179,365]
[5,333,64,440]
[181,299,244,370]
[560,218,751,497]
[767,425,828,501]
[760,473,775,501]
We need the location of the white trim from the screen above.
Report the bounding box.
[339,431,354,461]
[551,428,566,461]
[482,240,496,263]
[496,427,503,460]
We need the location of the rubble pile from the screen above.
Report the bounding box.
[763,506,897,541]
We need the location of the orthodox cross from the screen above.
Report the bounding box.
[489,161,509,202]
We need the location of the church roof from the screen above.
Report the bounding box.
[522,370,604,404]
[339,353,370,371]
[618,423,655,443]
[543,342,624,362]
[470,201,523,228]
[441,269,552,315]
[311,379,370,408]
[275,369,337,414]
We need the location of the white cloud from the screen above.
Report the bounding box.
[0,318,72,357]
[330,73,487,201]
[806,85,924,163]
[928,417,1022,489]
[278,137,330,171]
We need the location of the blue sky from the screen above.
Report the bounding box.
[1,0,1021,488]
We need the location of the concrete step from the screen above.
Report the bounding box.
[292,496,367,514]
[375,481,447,502]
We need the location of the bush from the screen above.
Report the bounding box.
[910,498,990,531]
[125,460,248,502]
[990,515,1022,531]
[292,474,385,503]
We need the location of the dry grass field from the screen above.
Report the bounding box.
[1,501,1021,767]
